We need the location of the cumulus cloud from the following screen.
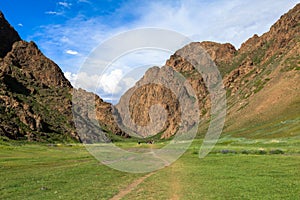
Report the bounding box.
[64,71,77,84]
[65,69,137,100]
[65,71,98,91]
[66,49,79,55]
[99,69,123,94]
[58,2,72,8]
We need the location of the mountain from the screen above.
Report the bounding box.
[0,12,125,142]
[221,3,300,137]
[116,3,300,139]
[1,3,299,142]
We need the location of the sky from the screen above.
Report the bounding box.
[0,0,299,103]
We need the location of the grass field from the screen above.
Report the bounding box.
[0,138,299,199]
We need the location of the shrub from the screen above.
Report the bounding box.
[220,149,236,154]
[241,150,251,154]
[269,149,284,154]
[256,149,267,155]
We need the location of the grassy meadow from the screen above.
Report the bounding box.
[0,137,299,200]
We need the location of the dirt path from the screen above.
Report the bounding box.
[110,172,155,200]
[169,161,183,200]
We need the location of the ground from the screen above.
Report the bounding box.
[0,138,299,199]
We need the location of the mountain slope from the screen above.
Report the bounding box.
[0,12,125,142]
[0,39,77,142]
[222,3,300,137]
[116,3,300,139]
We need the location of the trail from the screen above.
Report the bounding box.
[110,172,155,200]
[169,161,183,200]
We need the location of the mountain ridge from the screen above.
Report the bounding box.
[116,3,300,139]
[0,3,299,142]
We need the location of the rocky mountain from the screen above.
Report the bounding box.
[1,3,299,142]
[116,3,300,139]
[221,3,300,137]
[0,12,125,142]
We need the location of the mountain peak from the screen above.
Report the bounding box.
[0,11,21,58]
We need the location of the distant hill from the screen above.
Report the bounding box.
[116,3,300,139]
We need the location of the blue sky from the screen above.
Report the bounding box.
[0,0,299,103]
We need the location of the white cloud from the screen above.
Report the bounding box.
[131,0,299,47]
[64,69,135,96]
[99,69,123,94]
[65,71,98,91]
[45,11,62,15]
[65,70,123,95]
[58,2,72,8]
[66,49,79,55]
[64,71,77,83]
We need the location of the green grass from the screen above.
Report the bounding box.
[0,144,141,200]
[281,56,300,72]
[124,154,300,200]
[0,138,299,199]
[123,138,300,200]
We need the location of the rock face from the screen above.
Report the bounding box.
[116,3,300,139]
[72,88,128,143]
[116,66,199,138]
[196,41,237,76]
[0,12,124,142]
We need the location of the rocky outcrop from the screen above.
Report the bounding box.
[3,41,71,88]
[73,88,128,140]
[116,64,201,139]
[196,42,237,75]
